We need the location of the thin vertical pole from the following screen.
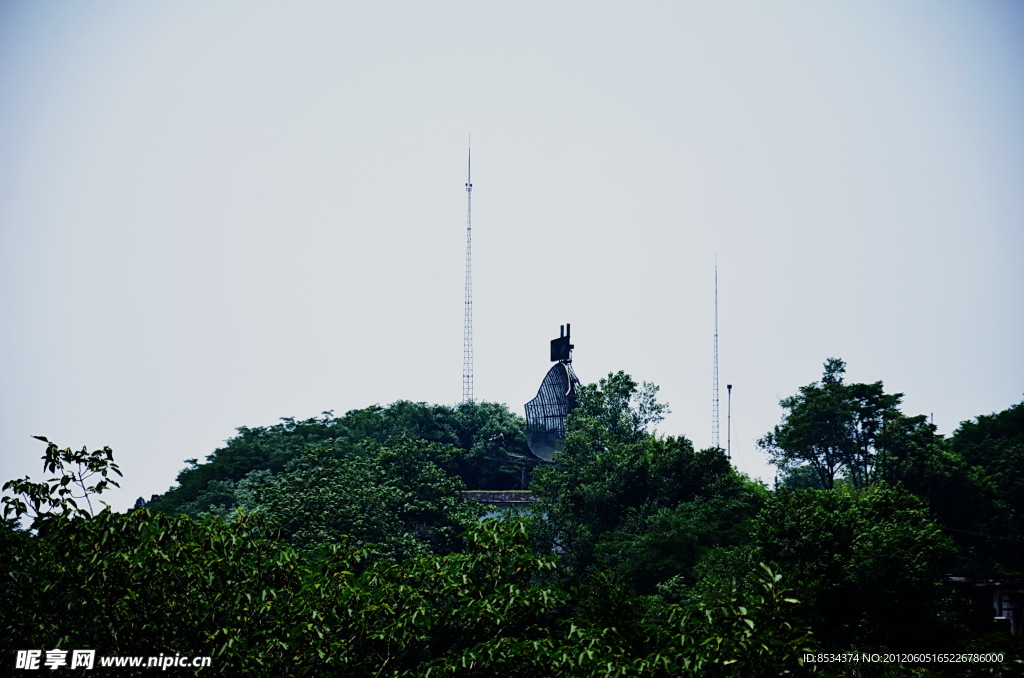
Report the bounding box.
[726,384,732,459]
[462,143,474,403]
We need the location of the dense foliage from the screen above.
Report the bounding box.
[758,358,902,489]
[3,362,1023,675]
[2,457,814,676]
[753,484,956,649]
[530,371,767,594]
[147,401,537,517]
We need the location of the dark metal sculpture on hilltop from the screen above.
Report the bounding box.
[525,324,581,461]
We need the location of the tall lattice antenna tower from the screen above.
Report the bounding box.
[712,261,720,448]
[462,143,474,403]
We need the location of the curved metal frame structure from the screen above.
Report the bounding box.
[525,326,580,461]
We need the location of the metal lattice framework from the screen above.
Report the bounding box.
[712,261,720,448]
[525,362,580,462]
[525,325,579,461]
[462,146,474,403]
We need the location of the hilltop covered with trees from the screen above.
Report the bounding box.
[2,360,1022,676]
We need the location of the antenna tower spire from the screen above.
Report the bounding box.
[462,142,474,403]
[712,260,720,448]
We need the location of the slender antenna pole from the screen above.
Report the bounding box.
[462,142,474,403]
[712,260,720,448]
[727,383,733,459]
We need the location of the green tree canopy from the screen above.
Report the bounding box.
[2,448,819,678]
[754,484,956,650]
[531,371,765,593]
[951,400,1024,531]
[948,400,1024,576]
[759,358,902,489]
[234,437,482,559]
[148,400,536,518]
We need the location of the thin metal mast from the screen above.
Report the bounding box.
[727,383,733,459]
[712,261,720,448]
[462,143,474,403]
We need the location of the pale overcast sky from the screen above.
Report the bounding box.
[2,1,1022,509]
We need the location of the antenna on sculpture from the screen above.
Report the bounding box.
[462,140,474,403]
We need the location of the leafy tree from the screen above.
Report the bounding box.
[596,489,767,595]
[0,435,829,677]
[2,508,307,673]
[148,411,344,514]
[565,370,669,449]
[759,358,901,489]
[532,432,724,574]
[531,371,760,591]
[675,563,817,677]
[951,401,1024,533]
[878,414,1006,546]
[450,400,539,490]
[15,390,1024,677]
[323,518,570,676]
[948,400,1024,576]
[753,484,956,650]
[776,464,828,490]
[236,437,482,558]
[325,400,535,490]
[150,401,534,517]
[2,436,122,532]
